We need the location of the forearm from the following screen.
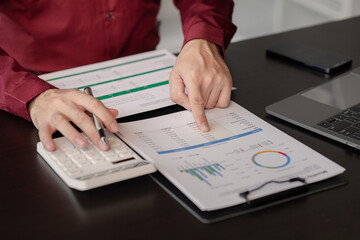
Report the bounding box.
[0,48,56,121]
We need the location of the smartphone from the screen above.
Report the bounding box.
[266,43,352,74]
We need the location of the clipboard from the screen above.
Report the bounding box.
[150,172,347,224]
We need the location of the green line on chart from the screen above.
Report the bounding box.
[96,80,169,100]
[202,167,212,175]
[76,66,173,89]
[46,53,166,81]
[189,169,203,181]
[206,166,215,175]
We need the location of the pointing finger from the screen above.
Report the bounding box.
[188,86,209,132]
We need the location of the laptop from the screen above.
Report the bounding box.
[266,67,360,150]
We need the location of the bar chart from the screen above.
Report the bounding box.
[179,163,225,186]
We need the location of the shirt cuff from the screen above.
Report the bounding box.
[182,21,236,57]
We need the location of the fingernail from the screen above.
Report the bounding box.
[110,122,119,132]
[99,139,109,151]
[45,141,54,151]
[75,137,86,148]
[200,122,209,132]
[101,137,107,146]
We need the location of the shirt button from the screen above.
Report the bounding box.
[107,12,113,21]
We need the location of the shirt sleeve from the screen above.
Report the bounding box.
[0,48,56,121]
[173,0,237,56]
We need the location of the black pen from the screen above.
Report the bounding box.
[84,87,107,145]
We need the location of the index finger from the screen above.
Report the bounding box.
[187,86,209,132]
[74,90,119,132]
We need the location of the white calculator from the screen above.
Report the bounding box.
[37,131,156,190]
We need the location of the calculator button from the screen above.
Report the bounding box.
[51,151,68,161]
[58,158,73,166]
[108,137,124,147]
[55,139,75,150]
[39,130,148,189]
[101,150,119,160]
[116,148,130,155]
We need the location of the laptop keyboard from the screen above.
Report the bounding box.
[318,103,360,140]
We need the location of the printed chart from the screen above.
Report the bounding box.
[252,150,291,169]
[179,163,225,186]
[39,49,177,118]
[133,111,261,154]
[118,101,345,211]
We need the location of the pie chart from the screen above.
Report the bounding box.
[252,150,290,169]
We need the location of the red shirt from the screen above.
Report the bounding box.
[0,0,236,120]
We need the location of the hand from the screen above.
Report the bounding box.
[28,88,119,152]
[169,39,232,132]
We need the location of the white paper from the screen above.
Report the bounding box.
[39,49,177,118]
[117,101,345,211]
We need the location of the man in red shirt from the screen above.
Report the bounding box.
[0,0,236,151]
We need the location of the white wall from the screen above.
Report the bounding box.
[157,0,360,53]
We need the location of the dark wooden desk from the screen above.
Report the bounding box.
[1,17,360,240]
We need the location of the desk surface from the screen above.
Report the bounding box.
[1,17,360,240]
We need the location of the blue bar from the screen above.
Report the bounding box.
[208,166,216,175]
[190,170,204,181]
[195,168,207,178]
[157,128,263,154]
[208,165,223,177]
[202,166,213,175]
[213,164,221,171]
[198,168,208,176]
[183,168,212,186]
[217,163,225,170]
[203,179,212,186]
[185,169,194,176]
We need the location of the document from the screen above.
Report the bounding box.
[39,49,177,118]
[117,101,345,211]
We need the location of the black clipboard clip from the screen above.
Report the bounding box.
[239,177,308,207]
[151,171,346,224]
